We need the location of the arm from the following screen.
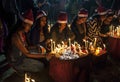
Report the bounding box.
[12,34,46,59]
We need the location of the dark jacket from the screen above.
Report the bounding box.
[87,15,103,47]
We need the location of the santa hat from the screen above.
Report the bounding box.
[20,9,34,25]
[36,10,47,20]
[107,9,114,15]
[57,12,68,23]
[96,6,107,15]
[78,8,88,17]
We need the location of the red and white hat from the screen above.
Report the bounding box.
[21,9,34,25]
[107,9,114,15]
[78,8,88,17]
[96,6,107,15]
[36,10,47,20]
[57,12,68,23]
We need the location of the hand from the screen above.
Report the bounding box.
[46,54,54,60]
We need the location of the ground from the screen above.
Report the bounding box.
[1,54,120,82]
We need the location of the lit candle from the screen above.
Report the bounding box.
[53,41,55,52]
[62,41,65,48]
[93,38,97,48]
[116,27,120,36]
[109,25,112,32]
[31,79,35,82]
[103,44,106,50]
[25,73,30,82]
[62,41,64,45]
[48,24,51,33]
[68,38,71,47]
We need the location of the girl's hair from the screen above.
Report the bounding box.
[33,16,48,36]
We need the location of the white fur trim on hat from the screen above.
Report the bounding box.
[98,11,107,15]
[36,10,47,20]
[57,20,67,23]
[23,19,33,25]
[19,14,33,25]
[78,14,88,17]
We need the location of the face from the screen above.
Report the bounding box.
[77,17,87,24]
[23,22,32,33]
[59,23,66,30]
[104,16,113,25]
[100,15,107,22]
[40,16,47,27]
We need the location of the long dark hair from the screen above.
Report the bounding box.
[33,16,49,37]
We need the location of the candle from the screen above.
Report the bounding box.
[53,41,55,52]
[116,27,120,36]
[103,44,106,50]
[25,73,30,82]
[31,79,35,82]
[48,24,51,33]
[62,41,65,48]
[62,41,64,45]
[94,38,96,47]
[109,25,112,32]
[68,38,71,47]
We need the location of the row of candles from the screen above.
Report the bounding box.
[50,38,106,56]
[109,25,120,37]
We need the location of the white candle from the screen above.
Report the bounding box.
[31,79,35,82]
[62,41,65,48]
[116,27,120,36]
[103,44,106,50]
[68,38,71,47]
[48,24,51,33]
[93,38,97,48]
[53,41,55,52]
[25,73,30,82]
[109,25,112,32]
[62,41,64,45]
[89,42,92,46]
